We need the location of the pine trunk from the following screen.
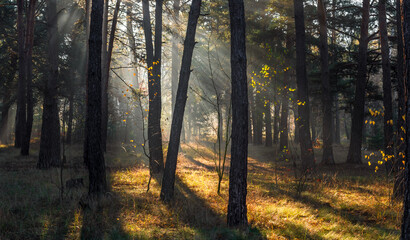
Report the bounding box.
[227,0,248,227]
[294,0,315,170]
[347,0,369,164]
[160,0,202,202]
[38,0,61,168]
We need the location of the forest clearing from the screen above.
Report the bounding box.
[0,142,401,239]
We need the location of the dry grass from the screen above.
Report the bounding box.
[0,142,401,239]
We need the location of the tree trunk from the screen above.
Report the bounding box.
[227,0,248,227]
[38,0,61,169]
[160,0,202,202]
[347,0,369,164]
[401,1,410,237]
[15,0,26,148]
[273,97,280,144]
[265,98,272,147]
[142,0,164,174]
[66,90,74,144]
[318,0,334,164]
[21,0,37,156]
[393,0,406,200]
[294,0,315,170]
[101,0,121,152]
[84,0,107,197]
[334,94,341,144]
[253,92,263,145]
[171,0,181,113]
[378,0,394,172]
[279,88,289,152]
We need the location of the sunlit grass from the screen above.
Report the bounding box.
[0,143,402,239]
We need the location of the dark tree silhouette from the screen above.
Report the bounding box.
[227,0,248,227]
[347,0,370,164]
[160,0,202,202]
[38,0,61,169]
[318,0,334,164]
[84,0,107,197]
[294,0,315,170]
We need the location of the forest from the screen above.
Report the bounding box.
[1,0,410,239]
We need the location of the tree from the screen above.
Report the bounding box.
[101,0,121,152]
[38,0,61,169]
[142,0,164,174]
[84,0,107,197]
[401,2,410,238]
[172,0,181,112]
[393,0,406,199]
[318,0,334,164]
[227,0,248,227]
[160,0,202,202]
[378,0,394,171]
[294,0,315,170]
[346,0,370,164]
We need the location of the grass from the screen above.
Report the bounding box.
[0,141,402,239]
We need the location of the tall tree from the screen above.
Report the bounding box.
[379,0,394,170]
[227,0,248,227]
[142,0,164,174]
[346,0,370,164]
[393,0,406,199]
[15,0,26,148]
[84,0,107,197]
[318,0,334,164]
[401,2,410,238]
[160,0,202,202]
[38,0,61,169]
[101,0,121,152]
[171,0,181,112]
[20,0,37,156]
[294,0,315,170]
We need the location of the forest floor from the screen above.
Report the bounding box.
[0,141,402,239]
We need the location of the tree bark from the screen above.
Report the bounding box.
[401,1,410,238]
[101,0,121,152]
[347,0,370,164]
[393,0,406,199]
[160,0,202,202]
[171,0,181,113]
[294,0,315,170]
[142,0,164,173]
[84,0,107,197]
[279,88,289,152]
[15,0,26,148]
[227,0,248,227]
[265,98,272,147]
[21,0,37,156]
[273,97,280,144]
[379,0,394,171]
[38,0,61,169]
[318,0,334,164]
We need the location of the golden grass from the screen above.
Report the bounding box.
[0,142,402,239]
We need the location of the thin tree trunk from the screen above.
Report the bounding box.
[21,0,37,156]
[334,94,341,144]
[66,90,74,144]
[84,0,107,197]
[15,0,26,148]
[101,0,121,152]
[171,0,181,113]
[393,0,406,199]
[100,0,108,152]
[265,98,272,147]
[227,0,248,227]
[38,0,61,168]
[253,92,263,144]
[379,0,394,171]
[279,88,289,152]
[318,0,334,164]
[160,0,202,202]
[347,0,369,164]
[294,0,315,170]
[142,0,164,173]
[273,97,280,144]
[401,1,410,237]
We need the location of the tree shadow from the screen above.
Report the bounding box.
[151,174,267,239]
